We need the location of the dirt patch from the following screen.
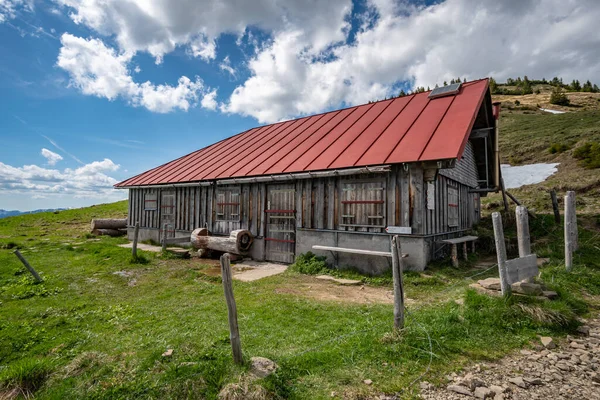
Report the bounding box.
[274,275,413,305]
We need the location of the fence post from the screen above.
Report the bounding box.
[564,192,574,271]
[492,212,511,296]
[516,206,533,283]
[391,236,405,331]
[14,250,42,283]
[567,191,578,251]
[132,221,140,258]
[550,190,560,224]
[220,253,243,364]
[162,223,168,252]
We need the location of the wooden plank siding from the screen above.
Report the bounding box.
[127,140,481,265]
[128,163,479,236]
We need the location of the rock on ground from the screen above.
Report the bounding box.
[419,317,600,399]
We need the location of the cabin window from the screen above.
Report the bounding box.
[144,193,157,211]
[161,194,175,216]
[340,181,385,227]
[216,188,241,221]
[448,187,459,227]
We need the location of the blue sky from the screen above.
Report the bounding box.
[1,0,599,211]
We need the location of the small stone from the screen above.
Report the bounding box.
[363,379,373,385]
[577,326,591,336]
[448,384,473,396]
[474,387,494,399]
[511,281,543,296]
[523,377,543,385]
[455,298,465,305]
[570,341,586,350]
[520,350,533,356]
[162,349,173,357]
[489,385,507,394]
[250,357,278,378]
[542,290,558,300]
[591,372,600,383]
[540,336,556,349]
[508,377,528,389]
[478,278,501,291]
[494,394,505,400]
[420,381,434,391]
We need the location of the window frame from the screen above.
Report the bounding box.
[447,186,459,227]
[338,179,386,228]
[144,192,158,211]
[215,187,241,222]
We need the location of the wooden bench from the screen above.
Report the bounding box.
[312,245,408,268]
[441,236,478,266]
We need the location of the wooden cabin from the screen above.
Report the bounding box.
[115,79,500,272]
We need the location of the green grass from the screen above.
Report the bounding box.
[0,202,598,399]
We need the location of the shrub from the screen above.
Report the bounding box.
[289,252,329,275]
[514,100,520,106]
[573,142,600,169]
[549,87,570,106]
[548,143,569,154]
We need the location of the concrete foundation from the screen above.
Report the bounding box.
[295,229,428,273]
[129,227,432,273]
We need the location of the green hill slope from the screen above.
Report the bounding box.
[486,109,600,214]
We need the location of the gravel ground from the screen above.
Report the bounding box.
[419,318,600,399]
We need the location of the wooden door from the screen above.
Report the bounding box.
[160,191,176,238]
[265,184,296,263]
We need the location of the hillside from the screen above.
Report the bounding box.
[485,91,600,214]
[1,198,599,398]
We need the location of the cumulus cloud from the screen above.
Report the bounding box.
[0,158,121,200]
[53,0,600,123]
[201,89,218,110]
[41,148,63,166]
[57,33,213,113]
[224,0,600,122]
[56,0,351,62]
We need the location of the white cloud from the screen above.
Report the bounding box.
[219,56,236,78]
[41,148,63,166]
[57,33,213,113]
[224,0,600,122]
[56,0,351,62]
[201,89,218,110]
[189,35,216,62]
[53,0,600,123]
[0,158,121,200]
[0,0,32,23]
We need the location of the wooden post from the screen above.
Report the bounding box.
[220,254,243,364]
[515,206,531,257]
[516,206,533,283]
[14,250,42,283]
[564,192,574,271]
[550,190,560,224]
[391,236,405,330]
[499,171,509,212]
[492,212,511,296]
[462,242,468,261]
[162,223,168,252]
[567,191,578,251]
[132,221,140,258]
[450,244,458,267]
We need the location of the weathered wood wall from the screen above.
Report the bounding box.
[128,167,479,236]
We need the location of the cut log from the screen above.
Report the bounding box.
[91,218,127,231]
[191,228,253,255]
[92,228,126,237]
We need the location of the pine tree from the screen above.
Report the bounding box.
[489,77,498,94]
[550,86,570,106]
[570,80,581,91]
[582,80,593,92]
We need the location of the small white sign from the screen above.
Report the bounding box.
[385,226,412,234]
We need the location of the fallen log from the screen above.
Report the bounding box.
[91,218,127,231]
[191,228,253,255]
[92,228,126,237]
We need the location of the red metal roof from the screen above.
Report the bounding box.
[116,78,489,187]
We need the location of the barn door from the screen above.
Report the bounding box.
[160,190,176,238]
[265,184,296,263]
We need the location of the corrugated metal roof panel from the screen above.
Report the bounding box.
[115,78,489,187]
